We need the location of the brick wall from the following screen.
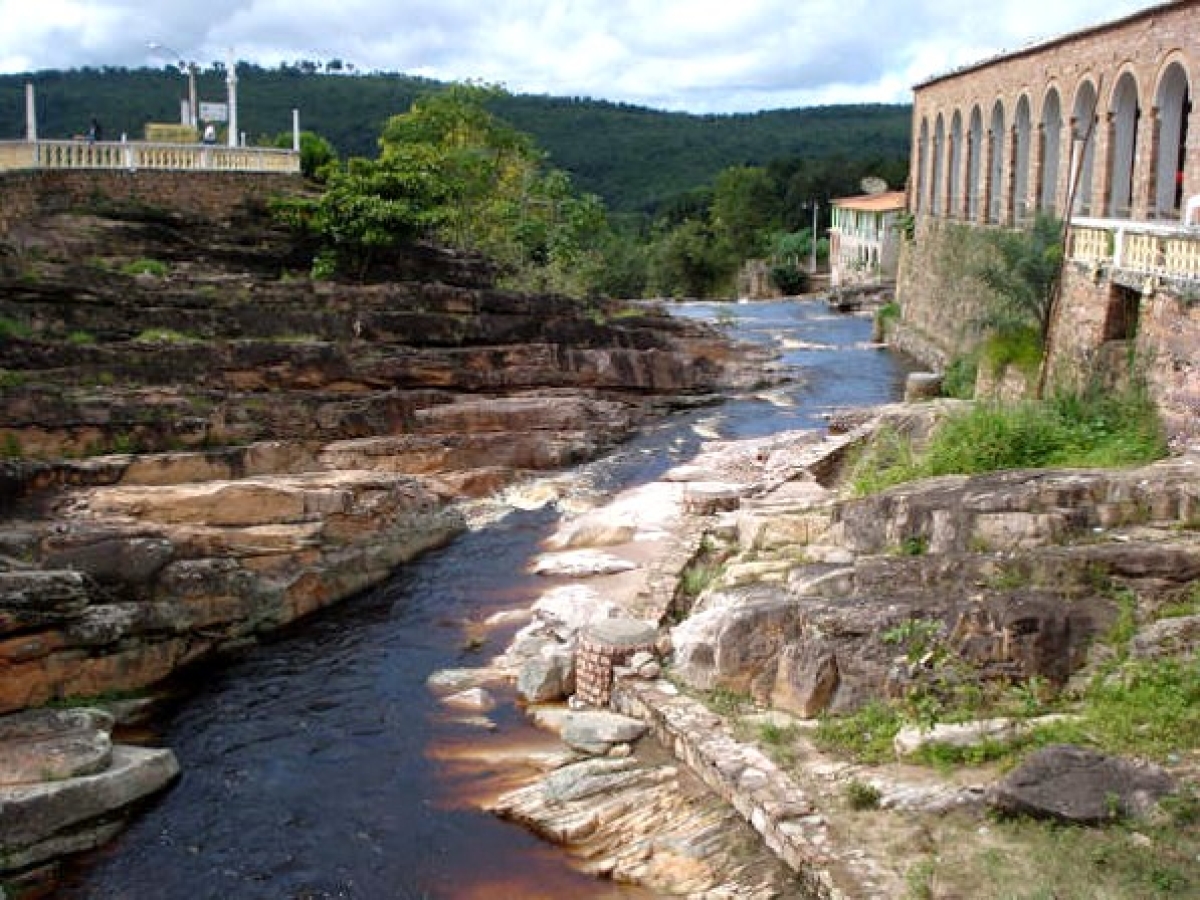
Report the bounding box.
[0,169,304,239]
[907,1,1200,225]
[1049,264,1200,445]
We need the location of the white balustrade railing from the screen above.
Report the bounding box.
[1069,217,1200,285]
[0,139,299,174]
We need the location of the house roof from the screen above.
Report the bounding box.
[831,191,907,212]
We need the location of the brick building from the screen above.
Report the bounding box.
[895,0,1200,443]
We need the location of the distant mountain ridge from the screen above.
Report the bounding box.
[0,67,911,211]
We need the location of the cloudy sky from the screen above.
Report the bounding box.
[0,0,1162,112]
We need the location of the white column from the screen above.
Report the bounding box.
[226,52,239,147]
[292,109,300,152]
[25,83,37,142]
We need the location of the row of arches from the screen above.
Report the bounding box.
[914,60,1193,225]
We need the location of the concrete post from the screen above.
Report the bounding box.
[226,53,239,148]
[25,83,37,142]
[292,109,300,152]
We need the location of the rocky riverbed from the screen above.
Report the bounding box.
[0,196,770,892]
[426,399,1198,897]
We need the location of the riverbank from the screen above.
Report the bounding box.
[443,396,1198,898]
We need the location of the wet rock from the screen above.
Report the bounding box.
[530,549,638,577]
[0,744,179,872]
[986,744,1176,824]
[441,687,497,712]
[0,707,114,786]
[560,710,648,754]
[517,647,575,703]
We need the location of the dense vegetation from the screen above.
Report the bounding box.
[0,65,910,298]
[0,65,910,213]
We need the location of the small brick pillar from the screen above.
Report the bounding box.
[574,618,658,707]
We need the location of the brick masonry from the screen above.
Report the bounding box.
[0,169,304,239]
[895,1,1200,442]
[906,0,1200,225]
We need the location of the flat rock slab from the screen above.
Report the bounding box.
[0,744,179,871]
[531,549,638,578]
[987,744,1176,824]
[560,710,648,754]
[583,618,658,650]
[0,707,115,786]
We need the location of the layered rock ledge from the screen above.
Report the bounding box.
[0,197,767,886]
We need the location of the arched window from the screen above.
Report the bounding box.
[1072,81,1098,216]
[1107,73,1140,218]
[1040,88,1063,214]
[1013,96,1032,222]
[968,106,983,219]
[916,118,929,213]
[1153,62,1190,219]
[988,101,1006,223]
[932,115,945,215]
[949,112,963,218]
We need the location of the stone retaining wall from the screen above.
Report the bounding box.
[612,676,896,898]
[0,169,303,239]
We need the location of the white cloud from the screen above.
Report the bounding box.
[0,0,1162,112]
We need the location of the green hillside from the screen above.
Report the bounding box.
[0,66,910,212]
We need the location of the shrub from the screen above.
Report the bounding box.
[850,385,1166,496]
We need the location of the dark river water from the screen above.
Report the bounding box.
[60,300,917,900]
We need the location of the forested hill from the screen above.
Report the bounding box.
[0,66,911,211]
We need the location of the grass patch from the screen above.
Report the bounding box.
[949,813,1199,899]
[66,329,96,345]
[133,328,199,344]
[941,354,978,400]
[850,386,1166,496]
[979,324,1043,381]
[0,369,28,388]
[843,778,882,810]
[1024,657,1199,762]
[121,258,169,277]
[0,317,32,341]
[705,686,752,717]
[814,700,903,764]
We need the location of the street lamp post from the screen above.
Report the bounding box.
[148,42,198,131]
[807,200,819,273]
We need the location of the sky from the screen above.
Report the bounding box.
[0,0,1165,113]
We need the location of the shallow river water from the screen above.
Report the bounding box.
[61,300,916,900]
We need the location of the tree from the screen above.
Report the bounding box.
[974,212,1064,344]
[710,165,780,260]
[274,130,338,180]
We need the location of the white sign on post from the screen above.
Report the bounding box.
[199,102,228,122]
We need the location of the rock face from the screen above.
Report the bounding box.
[0,706,179,871]
[669,407,1200,718]
[986,744,1177,824]
[0,203,754,717]
[490,755,805,898]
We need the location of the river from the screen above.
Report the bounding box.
[60,299,917,900]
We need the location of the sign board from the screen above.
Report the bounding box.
[199,102,228,123]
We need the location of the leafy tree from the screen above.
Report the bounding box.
[974,212,1064,344]
[273,129,338,180]
[710,165,780,260]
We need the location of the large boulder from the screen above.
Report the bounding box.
[0,743,179,872]
[986,744,1176,824]
[560,710,648,754]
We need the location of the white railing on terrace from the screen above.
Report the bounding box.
[1069,217,1200,285]
[0,139,299,174]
